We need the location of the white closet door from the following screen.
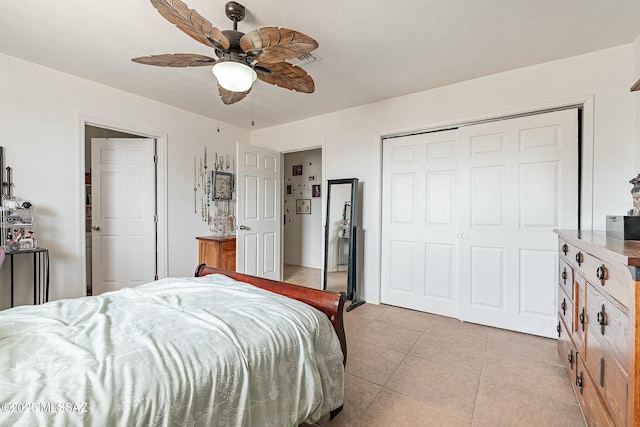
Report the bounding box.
[457,109,578,337]
[381,129,460,318]
[381,109,578,338]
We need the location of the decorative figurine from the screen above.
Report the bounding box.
[630,174,640,215]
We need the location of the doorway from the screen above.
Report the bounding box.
[84,125,157,296]
[282,148,323,288]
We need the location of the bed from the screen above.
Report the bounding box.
[0,265,346,426]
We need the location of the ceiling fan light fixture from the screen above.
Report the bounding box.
[212,60,257,92]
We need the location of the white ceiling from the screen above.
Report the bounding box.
[2,1,640,130]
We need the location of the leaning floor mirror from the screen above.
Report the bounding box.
[323,178,365,311]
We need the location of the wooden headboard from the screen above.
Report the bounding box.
[194,264,347,364]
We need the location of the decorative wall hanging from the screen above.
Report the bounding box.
[292,165,303,176]
[312,185,321,198]
[213,172,233,200]
[194,146,236,237]
[296,199,311,214]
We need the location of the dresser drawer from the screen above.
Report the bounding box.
[586,284,629,374]
[586,327,628,427]
[558,316,577,376]
[558,286,573,334]
[558,258,573,300]
[575,357,616,427]
[581,254,630,309]
[574,274,586,352]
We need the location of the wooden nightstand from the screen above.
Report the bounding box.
[196,236,236,271]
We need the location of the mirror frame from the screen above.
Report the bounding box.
[323,178,359,300]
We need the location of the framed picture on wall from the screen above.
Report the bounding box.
[308,174,316,182]
[312,185,320,198]
[296,199,311,214]
[292,165,303,176]
[212,171,233,200]
[286,184,292,195]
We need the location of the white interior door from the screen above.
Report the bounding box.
[236,141,281,280]
[91,138,156,295]
[457,109,578,337]
[381,109,578,337]
[381,130,460,318]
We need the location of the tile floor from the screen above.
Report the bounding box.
[285,265,586,427]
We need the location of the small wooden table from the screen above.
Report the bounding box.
[196,236,236,271]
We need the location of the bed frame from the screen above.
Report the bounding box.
[195,264,347,363]
[195,264,347,420]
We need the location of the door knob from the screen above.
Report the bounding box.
[238,225,248,230]
[91,226,101,231]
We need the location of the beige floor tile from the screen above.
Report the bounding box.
[410,333,486,375]
[385,355,480,419]
[345,302,389,320]
[356,389,472,427]
[344,337,406,385]
[377,304,437,331]
[482,348,577,404]
[487,327,561,366]
[344,317,422,353]
[426,316,490,347]
[319,374,382,427]
[473,377,585,427]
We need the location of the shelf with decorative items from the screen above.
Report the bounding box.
[1,198,36,252]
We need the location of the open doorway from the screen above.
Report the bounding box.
[282,148,323,289]
[84,125,157,296]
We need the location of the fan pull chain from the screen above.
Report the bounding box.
[251,90,255,127]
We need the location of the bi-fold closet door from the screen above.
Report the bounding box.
[381,109,578,337]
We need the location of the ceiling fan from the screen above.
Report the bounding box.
[132,0,319,105]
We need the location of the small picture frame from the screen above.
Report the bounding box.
[212,171,233,200]
[312,184,321,198]
[286,184,292,195]
[296,199,311,214]
[292,165,303,176]
[308,174,316,182]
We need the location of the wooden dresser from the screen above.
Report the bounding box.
[196,236,236,271]
[555,230,640,426]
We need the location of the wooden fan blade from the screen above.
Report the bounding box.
[150,0,230,51]
[132,53,215,67]
[218,85,251,105]
[240,27,318,63]
[255,61,315,93]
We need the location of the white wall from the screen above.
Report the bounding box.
[251,44,638,305]
[0,52,250,307]
[283,149,322,268]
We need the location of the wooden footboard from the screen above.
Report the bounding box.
[194,264,347,365]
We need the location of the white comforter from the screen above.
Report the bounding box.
[0,275,344,426]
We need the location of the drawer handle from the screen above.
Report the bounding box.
[560,298,567,316]
[600,356,605,388]
[561,268,568,284]
[575,252,583,266]
[579,309,585,332]
[597,304,607,335]
[596,265,607,285]
[568,350,574,370]
[576,371,584,394]
[562,243,569,255]
[556,321,561,338]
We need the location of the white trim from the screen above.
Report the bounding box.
[76,114,169,292]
